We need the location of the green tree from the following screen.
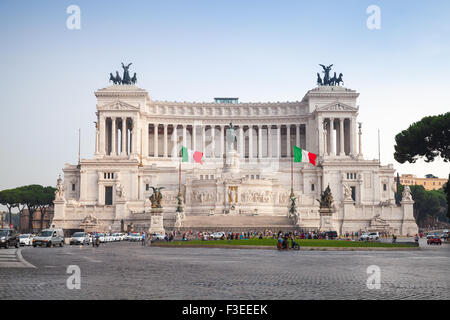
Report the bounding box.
[394,112,450,163]
[394,112,450,218]
[37,186,56,230]
[0,188,26,230]
[444,174,450,219]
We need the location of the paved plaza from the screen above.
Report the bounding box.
[0,239,448,300]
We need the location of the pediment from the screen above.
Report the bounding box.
[98,100,140,111]
[316,101,358,112]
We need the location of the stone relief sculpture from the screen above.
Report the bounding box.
[115,183,125,199]
[343,184,352,200]
[174,212,184,228]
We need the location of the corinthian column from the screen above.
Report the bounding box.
[239,126,244,157]
[276,125,281,158]
[258,125,263,159]
[121,117,127,155]
[330,118,335,156]
[339,118,345,156]
[350,116,356,155]
[268,126,272,158]
[220,125,225,158]
[111,117,116,155]
[164,124,168,157]
[211,125,215,158]
[248,126,253,159]
[192,125,197,151]
[154,123,158,157]
[131,118,137,155]
[286,124,291,157]
[202,125,206,155]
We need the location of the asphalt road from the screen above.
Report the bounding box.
[0,239,448,300]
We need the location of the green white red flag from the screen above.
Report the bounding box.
[181,146,203,164]
[293,145,317,166]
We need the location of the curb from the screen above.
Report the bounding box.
[151,244,420,251]
[16,249,37,268]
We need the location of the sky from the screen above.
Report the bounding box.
[0,0,449,193]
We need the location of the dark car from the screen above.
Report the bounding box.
[0,229,19,249]
[324,231,338,239]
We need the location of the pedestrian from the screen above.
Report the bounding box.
[277,234,283,250]
[141,232,146,246]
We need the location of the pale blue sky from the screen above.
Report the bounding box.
[0,0,449,191]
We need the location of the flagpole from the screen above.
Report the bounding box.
[78,128,81,165]
[289,137,296,219]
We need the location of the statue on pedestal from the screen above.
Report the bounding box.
[149,187,164,208]
[288,190,297,218]
[55,176,65,200]
[402,185,413,201]
[317,185,334,209]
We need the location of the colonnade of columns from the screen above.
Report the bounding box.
[96,116,137,156]
[146,123,307,159]
[320,117,357,156]
[95,117,360,159]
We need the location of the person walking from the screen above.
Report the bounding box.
[141,232,146,246]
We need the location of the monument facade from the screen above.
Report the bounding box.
[52,64,418,235]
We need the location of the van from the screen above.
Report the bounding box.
[32,228,65,247]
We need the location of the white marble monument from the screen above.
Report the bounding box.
[52,67,418,235]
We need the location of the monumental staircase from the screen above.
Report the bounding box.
[177,214,296,232]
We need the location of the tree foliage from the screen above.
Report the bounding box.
[394,112,450,163]
[396,183,448,227]
[0,185,55,231]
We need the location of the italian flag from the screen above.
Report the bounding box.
[181,146,203,164]
[293,145,317,166]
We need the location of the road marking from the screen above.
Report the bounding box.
[81,256,102,263]
[0,249,36,268]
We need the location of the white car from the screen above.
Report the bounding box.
[97,233,106,243]
[70,232,90,245]
[210,232,225,240]
[111,233,119,241]
[129,233,141,241]
[360,232,379,241]
[19,234,33,246]
[151,233,165,241]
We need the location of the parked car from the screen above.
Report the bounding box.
[19,234,33,246]
[70,232,90,245]
[0,229,19,249]
[427,236,442,245]
[129,233,141,241]
[210,232,225,240]
[111,233,120,241]
[33,228,64,247]
[360,232,380,241]
[324,231,338,239]
[151,233,165,241]
[97,233,106,243]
